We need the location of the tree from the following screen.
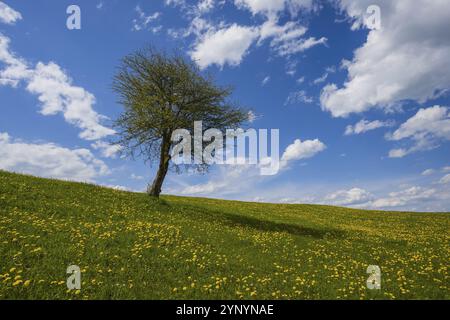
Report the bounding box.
[112,47,248,198]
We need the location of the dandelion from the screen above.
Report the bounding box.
[12,280,23,286]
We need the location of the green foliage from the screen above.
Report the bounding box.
[112,47,247,164]
[112,48,247,196]
[0,171,448,300]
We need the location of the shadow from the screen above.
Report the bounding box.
[220,212,346,239]
[171,201,346,239]
[147,196,170,207]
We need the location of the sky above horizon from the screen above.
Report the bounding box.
[1,0,449,212]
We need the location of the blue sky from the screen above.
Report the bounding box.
[0,0,449,211]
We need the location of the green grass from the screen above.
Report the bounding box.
[0,170,448,300]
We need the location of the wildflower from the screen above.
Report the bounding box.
[13,280,23,286]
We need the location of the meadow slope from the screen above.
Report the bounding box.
[0,170,448,300]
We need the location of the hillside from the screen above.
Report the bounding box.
[0,170,448,300]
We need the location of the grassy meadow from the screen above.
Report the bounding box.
[0,170,448,300]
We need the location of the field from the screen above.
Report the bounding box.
[0,170,448,300]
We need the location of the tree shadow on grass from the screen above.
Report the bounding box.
[171,201,346,239]
[220,212,347,239]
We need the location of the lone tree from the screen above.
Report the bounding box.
[113,47,248,198]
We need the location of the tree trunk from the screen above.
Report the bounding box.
[147,136,171,198]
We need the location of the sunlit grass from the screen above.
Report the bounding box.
[0,170,448,299]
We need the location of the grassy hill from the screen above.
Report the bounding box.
[0,170,448,300]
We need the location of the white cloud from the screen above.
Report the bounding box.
[131,173,144,180]
[0,34,115,141]
[91,140,121,158]
[28,62,116,140]
[320,0,450,117]
[190,23,259,69]
[313,73,328,85]
[261,76,270,86]
[296,76,305,84]
[165,0,223,18]
[285,90,314,105]
[168,163,262,196]
[258,15,306,42]
[258,16,325,57]
[0,1,22,25]
[0,34,29,86]
[165,0,186,7]
[281,138,326,162]
[439,174,450,184]
[169,137,325,196]
[369,186,438,209]
[234,0,285,16]
[234,0,314,17]
[132,6,161,32]
[421,169,435,176]
[0,132,109,182]
[388,148,408,159]
[319,182,449,211]
[274,35,326,56]
[442,166,450,173]
[197,0,215,14]
[186,3,325,68]
[344,119,394,135]
[387,105,450,158]
[324,187,373,206]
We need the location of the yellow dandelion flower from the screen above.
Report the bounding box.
[13,280,23,286]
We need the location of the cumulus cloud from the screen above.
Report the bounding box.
[324,187,373,206]
[387,105,450,158]
[320,0,450,117]
[344,119,394,135]
[0,132,109,182]
[369,186,438,209]
[190,23,259,69]
[187,2,325,68]
[0,34,115,141]
[319,182,449,211]
[0,1,22,25]
[281,138,326,163]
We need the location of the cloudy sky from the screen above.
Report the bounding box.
[1,0,449,212]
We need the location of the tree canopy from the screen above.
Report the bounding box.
[113,47,248,197]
